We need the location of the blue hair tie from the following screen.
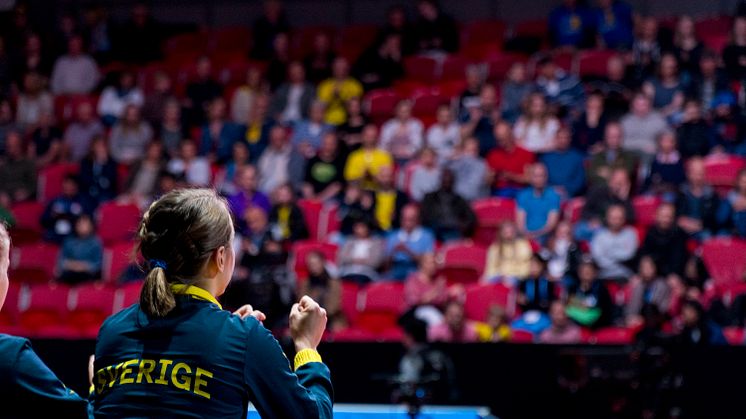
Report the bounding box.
[150,259,168,271]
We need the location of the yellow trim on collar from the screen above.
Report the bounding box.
[294,348,323,370]
[170,284,223,310]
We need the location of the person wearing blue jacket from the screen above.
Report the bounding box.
[540,127,586,198]
[0,224,91,418]
[92,188,333,418]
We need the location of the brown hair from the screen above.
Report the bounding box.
[137,188,233,317]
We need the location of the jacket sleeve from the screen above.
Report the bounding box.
[7,339,91,418]
[244,323,333,419]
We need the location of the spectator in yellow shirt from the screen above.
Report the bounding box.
[317,57,363,125]
[344,124,393,189]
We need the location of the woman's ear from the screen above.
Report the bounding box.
[215,246,227,273]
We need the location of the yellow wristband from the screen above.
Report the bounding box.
[294,348,323,370]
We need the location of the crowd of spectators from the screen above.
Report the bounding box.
[3,0,746,346]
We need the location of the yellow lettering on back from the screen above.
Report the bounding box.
[136,359,156,384]
[106,363,124,388]
[119,359,139,385]
[194,368,213,399]
[171,363,192,391]
[155,359,173,385]
[95,369,107,393]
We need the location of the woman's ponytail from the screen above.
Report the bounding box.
[140,266,175,317]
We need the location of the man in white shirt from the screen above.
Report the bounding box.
[426,104,459,161]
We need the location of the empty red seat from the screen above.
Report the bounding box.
[330,327,378,342]
[9,201,44,244]
[340,281,360,325]
[336,24,379,61]
[577,50,618,78]
[356,282,405,334]
[38,163,80,203]
[723,326,745,346]
[440,55,471,81]
[591,326,634,345]
[19,283,72,336]
[297,199,324,241]
[318,204,340,240]
[510,329,534,343]
[485,52,528,81]
[437,79,468,99]
[97,202,141,245]
[365,89,400,124]
[460,20,506,48]
[464,283,515,322]
[704,155,746,188]
[411,90,448,120]
[562,197,586,223]
[632,195,662,227]
[438,241,487,285]
[472,198,517,246]
[10,242,60,284]
[403,56,439,84]
[69,284,116,338]
[102,242,136,283]
[513,19,549,39]
[290,240,339,281]
[208,26,251,53]
[163,31,208,56]
[702,237,746,286]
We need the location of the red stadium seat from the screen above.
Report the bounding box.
[704,155,746,189]
[10,242,60,284]
[318,204,340,240]
[356,282,405,334]
[460,20,506,48]
[0,282,22,329]
[38,163,79,203]
[485,52,528,81]
[702,237,746,286]
[9,201,44,244]
[632,195,662,227]
[208,26,251,53]
[340,281,361,325]
[438,241,487,285]
[336,24,379,61]
[437,79,468,99]
[718,282,746,306]
[472,198,517,246]
[365,89,400,124]
[97,202,141,245]
[411,90,448,120]
[289,25,337,59]
[513,19,549,39]
[694,16,732,36]
[590,326,634,345]
[701,32,730,54]
[115,281,143,312]
[563,197,586,223]
[163,31,208,56]
[440,55,471,82]
[53,94,99,126]
[19,283,73,337]
[510,329,534,343]
[297,199,324,241]
[552,51,575,74]
[723,326,745,346]
[290,240,339,281]
[69,284,116,338]
[464,283,515,322]
[102,242,137,283]
[577,50,618,78]
[330,327,378,342]
[403,56,439,84]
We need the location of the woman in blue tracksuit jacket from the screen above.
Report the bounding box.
[92,188,333,418]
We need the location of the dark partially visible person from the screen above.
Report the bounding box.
[113,3,161,63]
[672,299,727,346]
[723,16,746,81]
[593,0,634,49]
[270,61,316,125]
[538,301,582,344]
[587,122,638,187]
[303,32,335,85]
[412,0,458,53]
[549,0,594,49]
[687,51,729,113]
[29,112,63,167]
[571,91,608,153]
[141,71,177,126]
[0,131,36,203]
[541,127,586,198]
[377,5,415,55]
[57,214,103,285]
[644,131,686,196]
[185,56,223,126]
[421,169,477,242]
[298,251,344,331]
[718,169,746,238]
[676,99,712,159]
[676,157,721,240]
[79,136,118,208]
[266,33,291,91]
[640,203,688,277]
[268,183,309,243]
[41,175,94,243]
[566,259,614,329]
[251,0,290,60]
[200,97,243,162]
[353,33,404,91]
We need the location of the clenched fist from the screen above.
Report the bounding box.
[289,296,327,352]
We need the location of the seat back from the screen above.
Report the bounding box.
[357,282,404,334]
[97,203,141,245]
[464,283,515,321]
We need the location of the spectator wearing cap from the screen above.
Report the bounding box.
[0,131,36,203]
[590,204,638,280]
[199,98,243,163]
[593,0,634,50]
[486,120,535,198]
[386,204,435,281]
[676,157,721,240]
[620,93,668,164]
[459,84,499,156]
[540,127,586,198]
[566,259,614,329]
[317,57,363,126]
[587,122,638,187]
[421,169,476,242]
[344,124,393,190]
[516,163,561,241]
[446,137,489,202]
[291,100,333,153]
[548,0,594,49]
[270,62,316,125]
[50,35,99,95]
[429,301,478,343]
[538,301,582,344]
[534,57,585,114]
[640,203,688,277]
